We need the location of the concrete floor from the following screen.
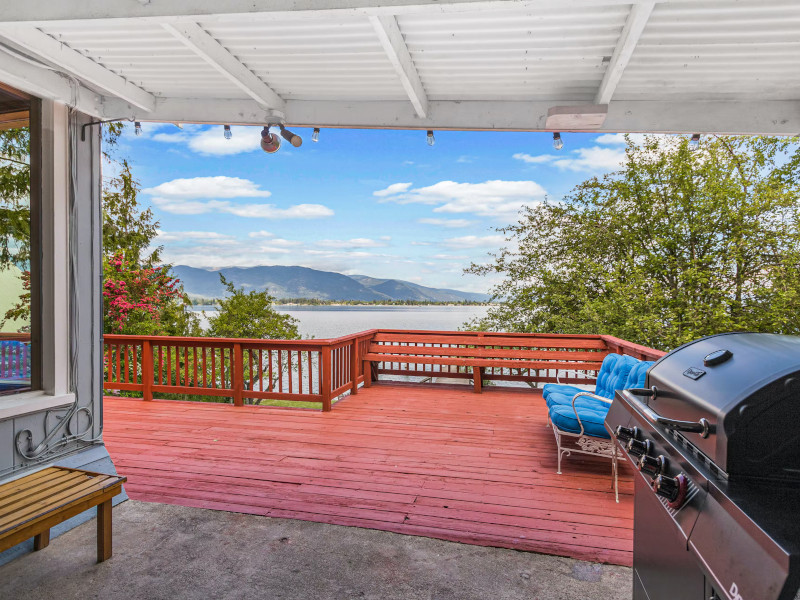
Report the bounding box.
[0,500,632,600]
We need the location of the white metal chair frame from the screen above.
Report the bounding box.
[548,391,619,503]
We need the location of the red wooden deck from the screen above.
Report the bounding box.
[103,383,634,565]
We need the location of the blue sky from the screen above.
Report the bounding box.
[115,123,633,293]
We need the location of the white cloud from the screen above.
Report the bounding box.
[595,133,649,146]
[153,125,261,156]
[444,234,507,249]
[144,176,271,199]
[316,238,388,249]
[156,230,238,244]
[431,253,470,260]
[513,147,626,173]
[512,153,556,164]
[144,176,333,219]
[373,182,412,197]
[418,218,475,228]
[457,156,474,163]
[376,180,546,218]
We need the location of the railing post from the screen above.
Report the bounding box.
[232,342,244,407]
[473,366,483,394]
[349,339,358,395]
[141,340,153,401]
[321,345,332,411]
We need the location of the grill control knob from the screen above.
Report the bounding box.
[653,474,688,508]
[615,426,638,443]
[639,454,667,477]
[627,438,652,458]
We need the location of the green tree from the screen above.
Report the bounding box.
[101,125,199,336]
[0,127,32,331]
[468,135,800,351]
[206,275,299,340]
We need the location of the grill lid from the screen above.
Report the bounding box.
[644,332,800,480]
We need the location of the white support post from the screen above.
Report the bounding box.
[369,15,428,119]
[594,1,656,105]
[39,100,71,397]
[161,22,285,111]
[0,27,156,112]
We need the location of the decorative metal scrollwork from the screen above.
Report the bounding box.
[15,404,94,461]
[576,436,614,456]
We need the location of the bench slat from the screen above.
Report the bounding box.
[0,485,123,554]
[0,471,87,512]
[363,353,602,371]
[369,345,608,361]
[0,468,75,502]
[0,474,122,533]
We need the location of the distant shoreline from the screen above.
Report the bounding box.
[192,299,493,308]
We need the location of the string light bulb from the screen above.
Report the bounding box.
[280,125,303,147]
[260,126,281,153]
[426,130,435,146]
[689,133,701,151]
[223,125,232,140]
[312,128,320,143]
[134,121,142,136]
[552,132,563,150]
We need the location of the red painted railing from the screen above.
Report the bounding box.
[104,330,664,410]
[0,333,31,381]
[104,331,375,411]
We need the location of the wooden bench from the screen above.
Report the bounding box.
[362,332,609,393]
[0,466,126,563]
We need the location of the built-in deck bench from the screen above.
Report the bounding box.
[362,331,611,392]
[0,466,126,562]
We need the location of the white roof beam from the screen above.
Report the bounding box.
[0,49,102,116]
[369,15,427,119]
[0,26,156,112]
[161,22,284,111]
[595,1,656,105]
[1,0,668,26]
[100,97,800,136]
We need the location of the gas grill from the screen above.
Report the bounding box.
[605,332,800,600]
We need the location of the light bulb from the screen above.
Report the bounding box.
[224,125,232,140]
[312,128,320,143]
[689,133,700,151]
[552,132,563,151]
[426,130,435,146]
[134,121,142,136]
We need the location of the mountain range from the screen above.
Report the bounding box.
[170,265,490,303]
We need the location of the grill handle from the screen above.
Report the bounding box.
[625,390,713,439]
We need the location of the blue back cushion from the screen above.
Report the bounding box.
[624,360,655,389]
[595,354,637,398]
[593,353,622,397]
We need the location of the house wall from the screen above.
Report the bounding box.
[0,104,124,565]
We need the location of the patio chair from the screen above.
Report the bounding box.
[547,357,654,502]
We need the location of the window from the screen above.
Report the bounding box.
[0,82,39,397]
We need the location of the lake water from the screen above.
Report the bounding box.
[194,305,489,339]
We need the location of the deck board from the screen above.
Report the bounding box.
[103,383,634,566]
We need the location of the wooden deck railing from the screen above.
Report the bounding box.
[103,331,375,411]
[103,330,665,411]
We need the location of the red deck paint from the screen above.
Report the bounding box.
[103,383,634,566]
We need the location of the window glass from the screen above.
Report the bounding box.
[0,84,34,396]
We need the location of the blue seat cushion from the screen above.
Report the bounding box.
[542,383,587,400]
[549,404,611,439]
[545,391,610,411]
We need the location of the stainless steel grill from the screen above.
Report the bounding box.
[605,332,800,600]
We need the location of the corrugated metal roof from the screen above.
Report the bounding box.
[0,0,797,133]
